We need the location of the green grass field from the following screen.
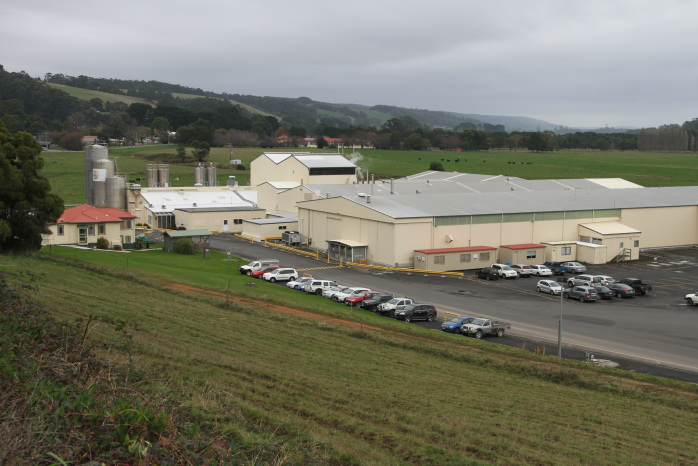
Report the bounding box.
[3,248,697,464]
[41,146,698,205]
[46,83,153,106]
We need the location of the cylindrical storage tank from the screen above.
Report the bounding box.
[145,166,153,187]
[159,164,169,187]
[92,159,112,207]
[206,164,217,186]
[194,164,204,186]
[90,145,108,162]
[106,176,126,210]
[93,159,115,178]
[158,166,166,187]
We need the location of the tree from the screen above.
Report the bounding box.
[0,120,64,251]
[429,161,445,171]
[151,116,169,143]
[126,103,152,126]
[389,133,401,149]
[316,136,328,149]
[527,132,548,152]
[404,133,426,150]
[176,146,187,162]
[89,98,104,112]
[190,140,210,162]
[505,134,522,152]
[289,125,306,137]
[58,131,84,150]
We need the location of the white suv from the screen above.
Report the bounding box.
[333,287,370,302]
[323,286,349,299]
[491,264,518,279]
[530,265,553,276]
[306,280,338,296]
[263,268,298,283]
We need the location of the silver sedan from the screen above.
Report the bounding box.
[537,280,562,295]
[561,261,586,274]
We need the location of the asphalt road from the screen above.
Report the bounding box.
[147,231,698,382]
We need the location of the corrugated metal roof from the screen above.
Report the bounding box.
[261,152,357,169]
[500,243,546,250]
[579,222,641,235]
[174,206,264,213]
[309,186,698,219]
[415,246,497,254]
[164,229,212,237]
[266,211,299,219]
[327,239,368,247]
[243,218,299,225]
[140,190,257,213]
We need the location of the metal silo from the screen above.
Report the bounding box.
[146,165,155,187]
[106,176,126,210]
[206,163,217,186]
[92,159,113,207]
[158,164,169,187]
[194,164,204,186]
[90,145,108,162]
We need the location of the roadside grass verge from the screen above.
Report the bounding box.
[3,253,698,465]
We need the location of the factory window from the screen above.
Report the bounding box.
[579,236,590,243]
[433,255,445,265]
[460,254,471,263]
[562,247,571,255]
[526,250,537,259]
[88,225,95,236]
[592,238,602,245]
[125,236,131,243]
[304,193,313,201]
[278,226,287,230]
[308,167,356,176]
[480,252,490,261]
[148,215,152,225]
[620,242,624,248]
[234,219,243,225]
[57,225,64,236]
[634,240,639,247]
[98,224,106,235]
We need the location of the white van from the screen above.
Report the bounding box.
[239,259,280,276]
[263,268,299,283]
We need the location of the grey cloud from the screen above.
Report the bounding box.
[2,0,697,127]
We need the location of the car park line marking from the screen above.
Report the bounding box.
[508,330,698,372]
[296,266,344,271]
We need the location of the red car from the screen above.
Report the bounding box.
[251,266,279,279]
[345,291,381,306]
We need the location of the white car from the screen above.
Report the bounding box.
[323,286,349,299]
[537,280,562,295]
[305,280,338,296]
[685,292,698,306]
[491,264,518,279]
[511,264,533,277]
[596,275,615,286]
[530,265,553,276]
[287,276,312,290]
[262,268,298,283]
[332,287,370,302]
[567,274,614,287]
[561,262,586,274]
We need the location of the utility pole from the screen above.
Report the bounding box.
[558,282,563,358]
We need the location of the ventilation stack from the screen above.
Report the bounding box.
[206,162,217,187]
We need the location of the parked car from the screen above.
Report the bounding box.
[561,261,586,274]
[287,276,312,290]
[536,280,562,295]
[543,261,569,275]
[563,286,599,302]
[491,264,518,279]
[251,266,279,279]
[441,316,475,334]
[685,292,698,306]
[263,268,298,283]
[567,274,614,287]
[607,283,636,298]
[460,318,511,339]
[619,278,653,295]
[322,286,349,299]
[529,265,553,276]
[345,291,383,306]
[393,304,437,322]
[377,297,413,316]
[305,280,338,296]
[333,287,370,302]
[360,294,394,311]
[511,264,533,277]
[239,259,279,276]
[475,268,499,280]
[592,285,615,299]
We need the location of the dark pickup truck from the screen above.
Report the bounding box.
[619,278,653,295]
[543,261,569,276]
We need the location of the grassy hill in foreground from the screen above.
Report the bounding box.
[3,249,697,465]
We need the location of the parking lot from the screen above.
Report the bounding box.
[144,230,698,383]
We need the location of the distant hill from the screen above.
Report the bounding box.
[449,113,558,132]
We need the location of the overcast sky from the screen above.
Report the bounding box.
[2,0,697,128]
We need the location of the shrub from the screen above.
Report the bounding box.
[173,237,194,254]
[96,237,109,249]
[236,163,246,171]
[429,161,445,171]
[113,244,122,251]
[58,131,84,151]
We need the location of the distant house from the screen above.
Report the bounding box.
[82,135,98,145]
[42,204,137,249]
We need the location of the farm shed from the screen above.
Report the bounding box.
[414,246,498,272]
[163,229,212,253]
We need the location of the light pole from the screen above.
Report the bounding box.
[229,144,233,164]
[558,278,563,358]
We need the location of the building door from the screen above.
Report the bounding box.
[223,219,229,231]
[78,228,87,244]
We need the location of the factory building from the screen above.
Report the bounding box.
[296,182,698,269]
[250,152,357,186]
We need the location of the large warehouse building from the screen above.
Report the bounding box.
[293,172,698,270]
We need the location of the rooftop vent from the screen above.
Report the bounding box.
[416,189,421,194]
[358,193,366,197]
